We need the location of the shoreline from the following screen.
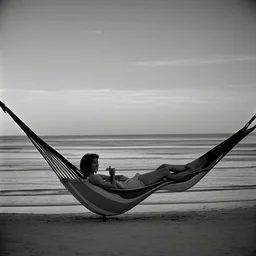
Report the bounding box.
[2,186,256,214]
[1,197,256,214]
[1,203,256,218]
[1,205,256,256]
[1,204,256,219]
[1,204,255,219]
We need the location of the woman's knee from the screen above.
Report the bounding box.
[156,164,167,170]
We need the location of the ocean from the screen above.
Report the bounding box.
[0,133,256,214]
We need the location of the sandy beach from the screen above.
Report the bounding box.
[1,131,256,256]
[1,206,255,256]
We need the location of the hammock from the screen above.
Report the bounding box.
[1,101,255,219]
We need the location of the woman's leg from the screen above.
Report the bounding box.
[185,157,207,172]
[156,164,187,173]
[138,167,171,186]
[139,158,208,186]
[165,169,192,181]
[138,166,194,186]
[156,157,207,173]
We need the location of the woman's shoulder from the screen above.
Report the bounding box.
[88,174,116,189]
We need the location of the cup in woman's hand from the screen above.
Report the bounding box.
[108,166,115,176]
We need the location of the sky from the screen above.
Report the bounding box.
[0,0,255,135]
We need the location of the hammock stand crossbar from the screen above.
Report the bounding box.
[1,101,255,217]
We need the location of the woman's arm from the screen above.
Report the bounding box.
[115,174,129,181]
[89,175,117,189]
[105,166,129,181]
[99,173,128,182]
[99,174,111,181]
[109,168,125,189]
[109,173,125,189]
[109,170,117,188]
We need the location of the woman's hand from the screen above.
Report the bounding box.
[107,166,116,177]
[109,168,116,176]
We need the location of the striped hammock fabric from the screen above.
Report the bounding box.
[1,101,255,218]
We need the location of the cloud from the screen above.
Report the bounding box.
[1,88,254,135]
[133,56,256,67]
[88,30,103,34]
[226,84,253,89]
[2,86,253,108]
[0,88,219,107]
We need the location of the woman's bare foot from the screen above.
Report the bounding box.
[186,157,207,173]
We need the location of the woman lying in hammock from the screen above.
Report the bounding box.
[80,153,207,189]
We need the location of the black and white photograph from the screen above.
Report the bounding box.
[1,0,256,255]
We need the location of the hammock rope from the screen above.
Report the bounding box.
[1,100,255,182]
[1,101,255,217]
[0,101,83,180]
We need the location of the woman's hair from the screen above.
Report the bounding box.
[80,153,99,178]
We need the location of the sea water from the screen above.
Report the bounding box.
[0,134,256,214]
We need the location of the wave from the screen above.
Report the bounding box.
[1,185,256,197]
[1,199,256,208]
[0,165,256,173]
[0,188,68,196]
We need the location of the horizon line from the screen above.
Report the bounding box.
[0,132,249,137]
